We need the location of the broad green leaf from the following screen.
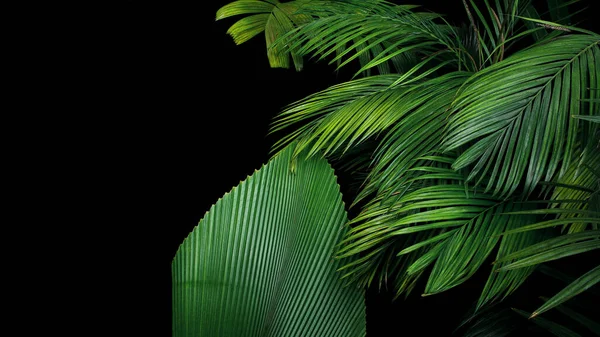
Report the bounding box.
[172,144,366,337]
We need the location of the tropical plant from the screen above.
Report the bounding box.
[173,0,599,335]
[172,144,366,336]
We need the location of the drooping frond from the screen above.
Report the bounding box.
[337,158,529,297]
[496,147,600,236]
[422,202,518,296]
[274,0,460,76]
[478,150,600,310]
[460,0,532,66]
[355,72,470,205]
[443,33,600,198]
[573,115,600,123]
[548,146,600,233]
[216,0,313,70]
[271,72,470,165]
[476,211,548,310]
[532,265,600,318]
[476,150,600,314]
[494,230,599,271]
[270,74,403,156]
[212,1,600,330]
[172,144,366,337]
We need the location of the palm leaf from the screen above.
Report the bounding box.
[270,74,403,157]
[477,210,548,309]
[172,144,366,337]
[443,34,600,198]
[495,230,600,271]
[275,0,458,76]
[547,147,600,233]
[538,264,600,297]
[337,158,536,297]
[355,72,470,205]
[216,0,311,70]
[460,265,600,337]
[498,148,600,235]
[271,71,469,178]
[460,0,533,66]
[423,202,511,295]
[531,265,600,318]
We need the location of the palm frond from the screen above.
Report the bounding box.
[423,202,513,295]
[354,72,470,204]
[459,264,600,336]
[532,265,600,318]
[337,158,527,297]
[494,230,600,271]
[274,0,460,76]
[550,301,600,335]
[270,74,402,156]
[271,72,469,167]
[216,0,312,70]
[443,34,600,198]
[477,212,549,309]
[538,264,600,297]
[499,148,600,235]
[460,0,532,66]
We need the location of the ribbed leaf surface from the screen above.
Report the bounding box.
[172,145,366,337]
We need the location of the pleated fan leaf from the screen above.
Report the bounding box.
[172,144,366,337]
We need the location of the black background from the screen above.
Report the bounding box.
[105,1,596,336]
